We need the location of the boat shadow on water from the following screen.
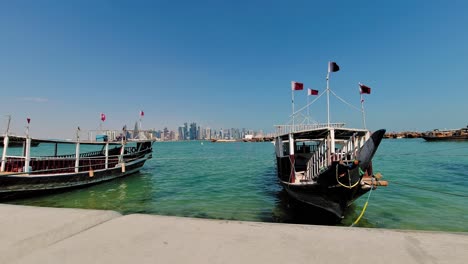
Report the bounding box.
[270,189,340,225]
[270,189,376,227]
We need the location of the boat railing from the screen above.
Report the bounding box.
[336,134,357,162]
[275,123,346,136]
[305,133,368,180]
[84,129,155,142]
[337,133,369,161]
[306,138,329,180]
[1,147,150,175]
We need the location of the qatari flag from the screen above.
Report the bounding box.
[308,88,319,96]
[140,110,144,117]
[359,83,371,94]
[101,113,106,122]
[291,81,304,91]
[328,62,340,72]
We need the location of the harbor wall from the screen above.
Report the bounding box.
[0,204,467,264]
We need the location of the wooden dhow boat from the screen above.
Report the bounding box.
[274,62,388,220]
[422,126,468,141]
[0,118,155,200]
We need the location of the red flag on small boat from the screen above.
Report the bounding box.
[291,81,304,91]
[101,113,106,122]
[308,89,319,96]
[359,83,371,94]
[27,118,31,124]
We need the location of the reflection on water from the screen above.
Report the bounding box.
[6,171,157,212]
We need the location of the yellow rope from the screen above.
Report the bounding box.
[351,200,369,226]
[335,165,360,189]
[351,179,374,227]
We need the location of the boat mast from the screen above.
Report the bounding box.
[326,71,330,127]
[105,142,109,169]
[24,118,32,173]
[291,83,295,132]
[326,62,339,155]
[74,141,80,173]
[360,92,367,129]
[5,115,11,135]
[1,115,11,172]
[307,92,310,124]
[75,126,81,173]
[326,61,340,127]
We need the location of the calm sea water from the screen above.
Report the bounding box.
[3,139,468,232]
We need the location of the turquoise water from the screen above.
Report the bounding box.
[3,139,468,232]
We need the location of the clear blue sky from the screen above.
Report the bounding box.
[1,0,467,138]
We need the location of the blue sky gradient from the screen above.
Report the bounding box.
[1,0,467,137]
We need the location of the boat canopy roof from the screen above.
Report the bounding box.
[277,127,369,141]
[0,135,153,145]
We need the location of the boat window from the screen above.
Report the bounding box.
[295,141,319,154]
[296,142,310,153]
[282,142,289,156]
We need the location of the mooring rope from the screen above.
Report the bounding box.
[335,165,360,189]
[350,179,374,227]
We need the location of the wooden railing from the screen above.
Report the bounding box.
[304,133,367,180]
[306,138,329,180]
[84,129,155,142]
[275,123,346,136]
[1,146,151,175]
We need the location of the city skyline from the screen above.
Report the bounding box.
[1,1,468,138]
[154,121,269,141]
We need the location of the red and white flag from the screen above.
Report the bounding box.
[291,81,304,91]
[308,88,319,96]
[100,113,106,122]
[359,83,371,94]
[140,110,144,117]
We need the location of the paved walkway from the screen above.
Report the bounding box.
[1,204,467,264]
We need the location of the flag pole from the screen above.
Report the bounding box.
[326,70,330,127]
[291,85,295,132]
[26,118,30,138]
[360,93,367,129]
[307,92,310,124]
[326,62,340,127]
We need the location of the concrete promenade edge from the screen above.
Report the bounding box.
[1,204,467,264]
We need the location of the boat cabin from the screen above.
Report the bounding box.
[274,124,370,184]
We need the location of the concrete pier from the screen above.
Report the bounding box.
[1,204,467,264]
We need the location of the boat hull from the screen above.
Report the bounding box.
[0,156,150,200]
[280,181,368,219]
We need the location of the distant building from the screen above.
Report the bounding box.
[163,127,169,141]
[189,122,197,140]
[184,123,189,140]
[178,127,185,140]
[169,130,176,141]
[162,122,272,141]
